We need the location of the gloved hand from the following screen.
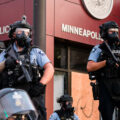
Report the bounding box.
[106,59,117,67]
[29,82,46,97]
[5,56,16,69]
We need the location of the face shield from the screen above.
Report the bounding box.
[0,88,38,120]
[9,15,32,39]
[15,28,30,37]
[15,28,31,48]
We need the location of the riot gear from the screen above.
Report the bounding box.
[107,31,120,45]
[87,21,120,120]
[0,44,47,119]
[99,21,119,44]
[5,56,16,69]
[57,94,73,103]
[55,95,75,120]
[9,15,32,39]
[0,88,38,120]
[0,45,42,88]
[16,31,31,48]
[0,15,54,120]
[62,102,73,111]
[57,94,74,112]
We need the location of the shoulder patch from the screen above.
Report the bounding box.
[39,50,45,56]
[91,48,97,53]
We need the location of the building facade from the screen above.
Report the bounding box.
[0,0,120,119]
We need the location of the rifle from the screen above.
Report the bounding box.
[6,45,32,82]
[103,41,118,63]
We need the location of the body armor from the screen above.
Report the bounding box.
[99,21,119,40]
[56,95,74,120]
[0,45,42,91]
[97,43,120,101]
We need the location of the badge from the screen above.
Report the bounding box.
[91,48,96,53]
[39,50,45,56]
[12,92,22,107]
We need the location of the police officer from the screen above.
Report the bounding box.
[0,16,54,120]
[87,21,120,120]
[49,94,80,120]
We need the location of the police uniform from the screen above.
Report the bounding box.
[88,44,120,120]
[0,43,50,120]
[49,112,79,120]
[88,45,102,62]
[0,43,50,66]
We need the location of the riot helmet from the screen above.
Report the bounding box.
[9,15,32,48]
[57,94,73,103]
[0,88,38,120]
[57,94,74,111]
[99,21,120,45]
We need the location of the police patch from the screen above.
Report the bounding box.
[39,51,45,56]
[91,48,97,53]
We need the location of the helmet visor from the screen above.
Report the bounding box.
[15,28,30,37]
[0,89,38,120]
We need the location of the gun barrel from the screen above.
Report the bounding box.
[21,64,32,82]
[6,45,32,82]
[104,41,118,62]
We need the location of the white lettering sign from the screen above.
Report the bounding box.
[62,24,103,41]
[0,25,10,35]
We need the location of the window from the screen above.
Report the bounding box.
[54,38,92,110]
[54,71,68,110]
[54,43,67,69]
[70,47,90,72]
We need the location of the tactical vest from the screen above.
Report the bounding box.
[0,46,43,91]
[97,44,120,101]
[55,110,74,120]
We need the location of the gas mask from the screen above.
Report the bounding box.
[62,102,74,112]
[16,31,31,48]
[61,102,74,118]
[107,32,120,45]
[99,21,120,46]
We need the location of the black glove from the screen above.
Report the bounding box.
[5,56,16,69]
[29,82,46,97]
[106,59,116,67]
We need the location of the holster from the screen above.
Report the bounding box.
[89,72,96,80]
[90,82,99,100]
